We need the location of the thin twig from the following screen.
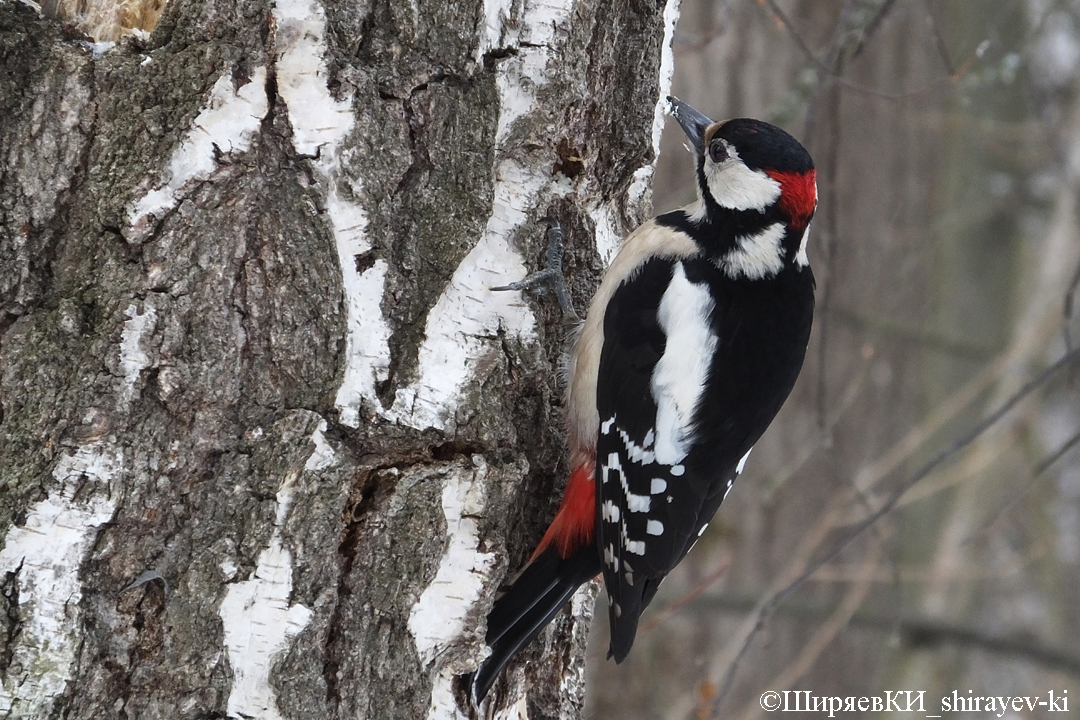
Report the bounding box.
[761,0,820,70]
[922,0,957,74]
[691,591,1080,677]
[850,0,900,59]
[639,561,732,636]
[1064,255,1080,351]
[963,427,1080,546]
[761,0,986,102]
[1035,427,1080,476]
[728,535,882,720]
[708,346,1080,715]
[815,23,847,434]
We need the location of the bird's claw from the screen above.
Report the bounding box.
[492,218,579,321]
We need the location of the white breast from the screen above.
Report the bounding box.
[650,262,718,464]
[565,220,697,458]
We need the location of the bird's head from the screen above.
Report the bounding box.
[666,97,817,277]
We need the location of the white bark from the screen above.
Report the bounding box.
[0,0,675,716]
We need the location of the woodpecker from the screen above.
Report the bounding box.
[472,97,817,704]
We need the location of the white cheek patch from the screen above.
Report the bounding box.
[795,221,811,267]
[705,159,782,213]
[651,263,718,465]
[722,222,786,280]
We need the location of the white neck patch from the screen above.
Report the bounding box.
[795,221,811,267]
[651,263,718,465]
[704,144,782,212]
[722,222,786,280]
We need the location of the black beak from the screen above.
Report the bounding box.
[666,96,714,155]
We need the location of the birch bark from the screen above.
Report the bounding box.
[0,0,678,716]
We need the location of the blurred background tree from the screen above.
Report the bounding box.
[587,1,1080,717]
[4,0,1079,716]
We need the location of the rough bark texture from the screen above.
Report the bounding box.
[0,0,676,717]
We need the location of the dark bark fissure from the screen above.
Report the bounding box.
[0,0,670,715]
[0,563,23,680]
[323,464,392,706]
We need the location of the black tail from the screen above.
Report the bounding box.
[606,576,663,663]
[470,546,602,705]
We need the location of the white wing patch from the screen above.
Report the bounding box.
[602,452,622,483]
[722,223,786,280]
[625,493,651,512]
[604,543,619,571]
[651,263,718,465]
[616,427,656,464]
[736,447,753,475]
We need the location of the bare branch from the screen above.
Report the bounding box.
[727,534,883,720]
[963,426,1080,545]
[922,0,957,74]
[708,345,1080,715]
[850,0,900,60]
[760,0,988,102]
[1065,255,1080,351]
[692,593,1080,677]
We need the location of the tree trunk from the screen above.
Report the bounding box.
[0,0,677,716]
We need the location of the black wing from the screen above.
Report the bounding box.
[595,253,815,662]
[594,257,733,661]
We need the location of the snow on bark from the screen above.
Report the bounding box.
[408,459,497,663]
[384,158,542,431]
[125,67,268,241]
[587,202,621,266]
[476,0,514,63]
[218,439,330,719]
[630,0,680,207]
[384,0,573,432]
[652,0,681,162]
[587,0,680,261]
[0,444,122,717]
[303,419,336,471]
[408,457,498,720]
[269,0,393,430]
[118,302,156,407]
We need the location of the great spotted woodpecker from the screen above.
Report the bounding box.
[472,97,817,704]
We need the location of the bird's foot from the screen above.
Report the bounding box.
[492,218,579,322]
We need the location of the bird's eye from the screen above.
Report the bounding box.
[709,140,728,164]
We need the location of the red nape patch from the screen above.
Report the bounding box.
[765,169,817,229]
[531,460,596,561]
